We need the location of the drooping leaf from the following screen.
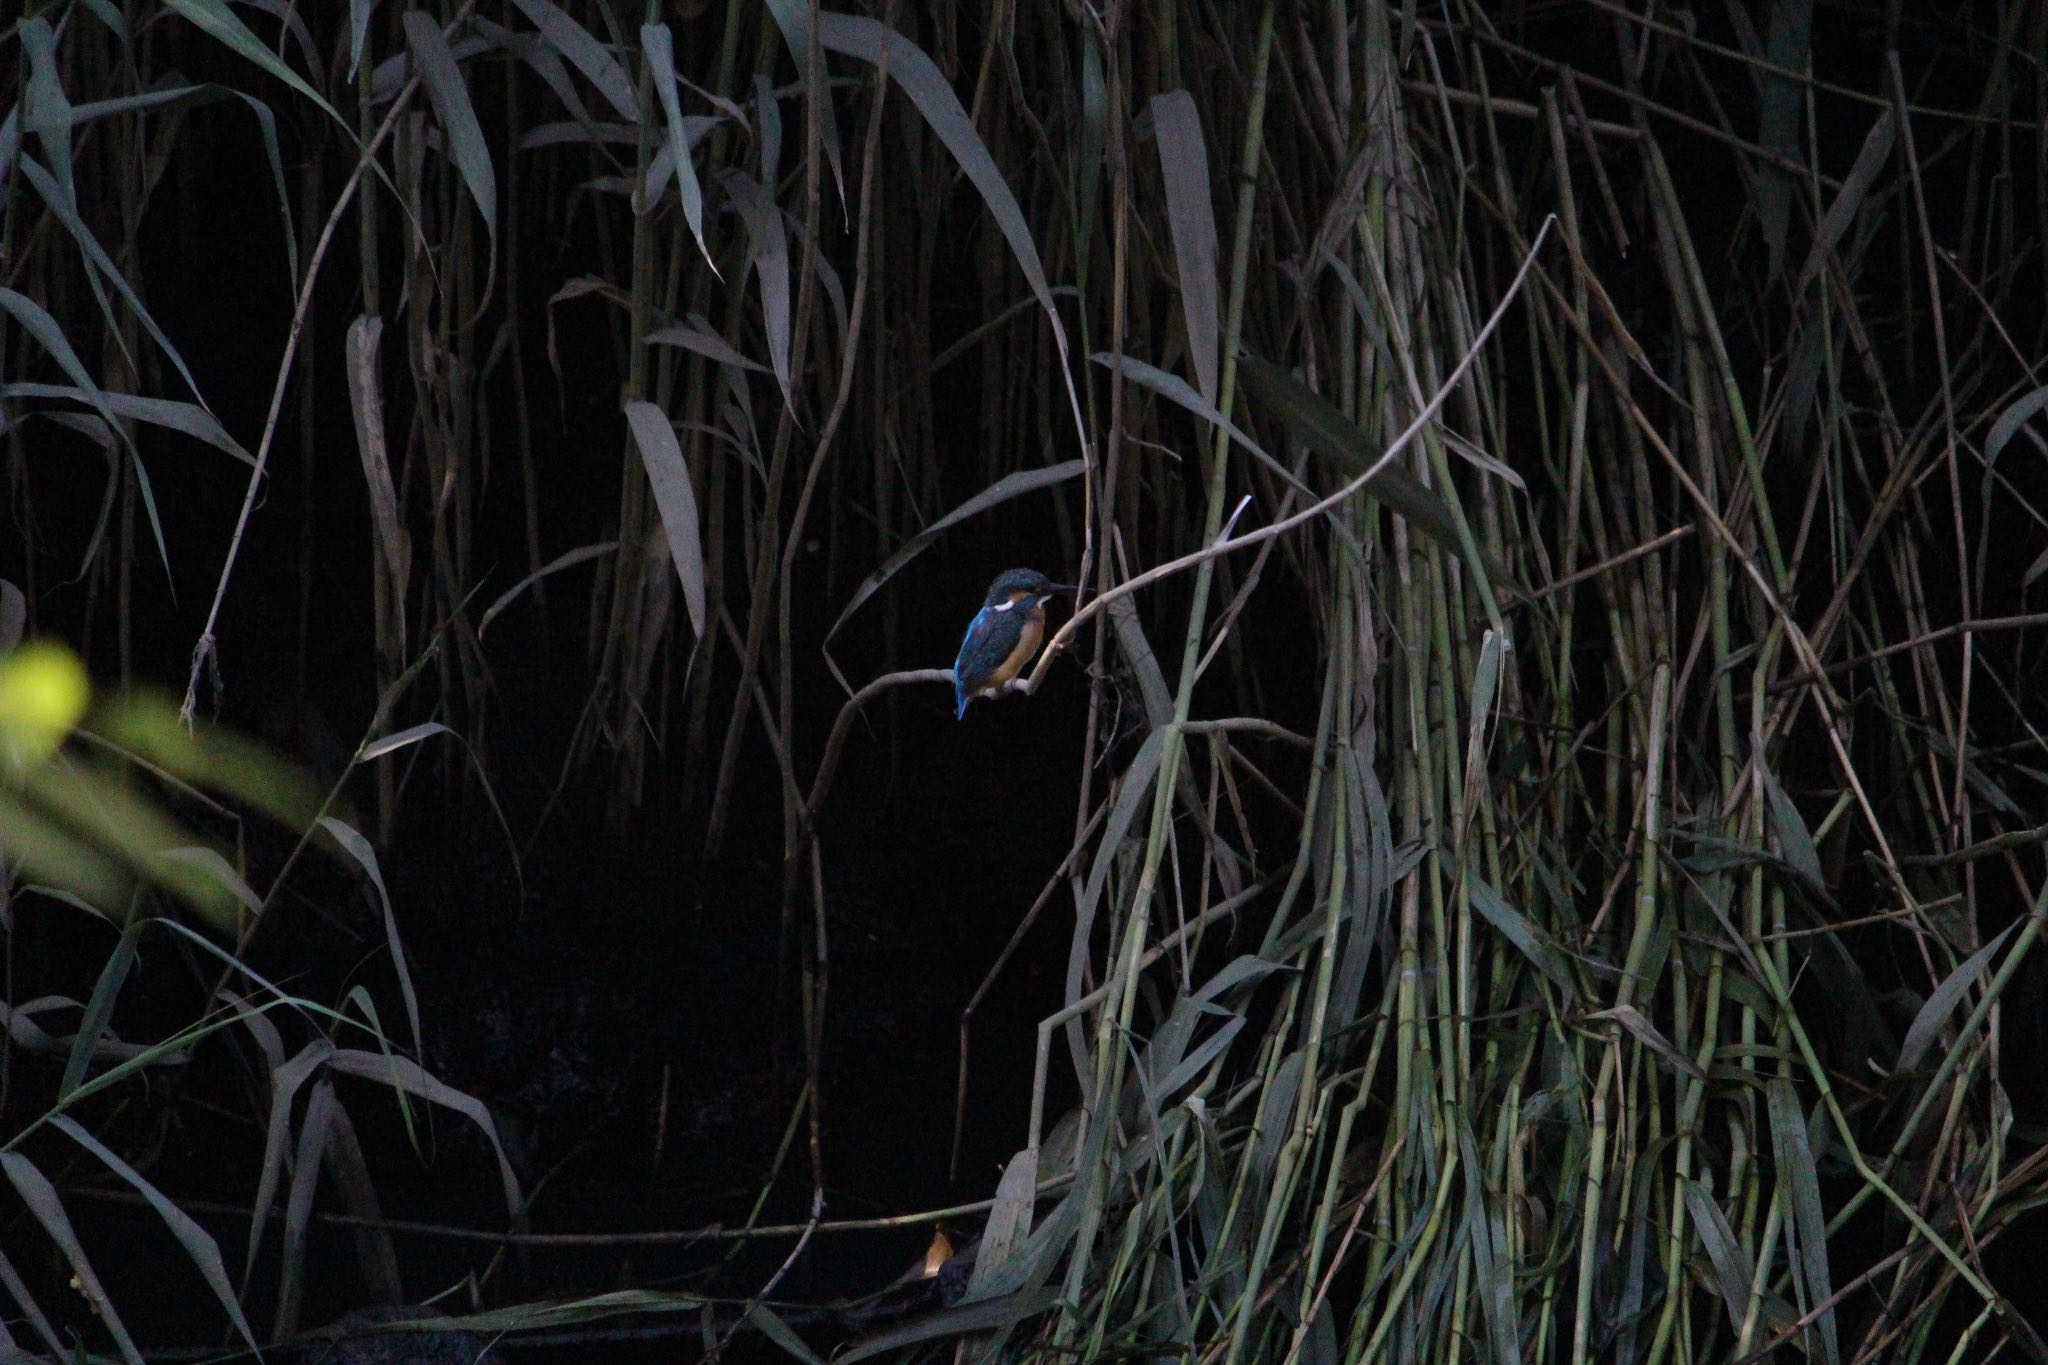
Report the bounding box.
[348,0,373,80]
[479,540,620,636]
[1237,351,1512,585]
[0,291,175,585]
[0,1151,145,1364]
[970,1148,1040,1298]
[623,400,707,641]
[818,16,1062,354]
[645,314,770,373]
[157,846,262,919]
[21,20,73,200]
[511,0,637,119]
[163,0,353,137]
[2,382,253,466]
[51,1116,260,1356]
[318,816,421,1053]
[0,289,120,429]
[1193,954,1294,1004]
[1896,920,2017,1075]
[359,722,453,763]
[17,157,212,410]
[1683,1177,1756,1335]
[403,11,497,257]
[1797,109,1895,290]
[60,919,143,1100]
[818,13,1088,449]
[1091,352,1296,489]
[1469,877,1575,994]
[1754,741,1826,894]
[326,1048,524,1220]
[758,0,849,214]
[824,460,1087,649]
[1151,91,1221,404]
[641,24,714,270]
[1586,1004,1707,1082]
[1986,385,2048,468]
[718,170,794,412]
[1766,1077,1839,1365]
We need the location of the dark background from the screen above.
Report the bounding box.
[5,0,2048,1358]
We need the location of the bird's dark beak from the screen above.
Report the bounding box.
[1048,582,1078,594]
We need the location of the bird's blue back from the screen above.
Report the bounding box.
[953,605,1030,718]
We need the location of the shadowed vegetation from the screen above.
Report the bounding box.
[5,0,2048,1360]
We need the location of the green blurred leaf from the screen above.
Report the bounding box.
[90,691,323,831]
[0,641,89,772]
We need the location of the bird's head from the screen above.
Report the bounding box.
[982,567,1076,610]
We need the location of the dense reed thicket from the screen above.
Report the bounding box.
[5,0,2048,1359]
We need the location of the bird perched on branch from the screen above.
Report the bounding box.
[952,568,1075,719]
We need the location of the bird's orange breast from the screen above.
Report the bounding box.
[981,611,1044,694]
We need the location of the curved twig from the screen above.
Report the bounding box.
[802,667,955,819]
[1013,215,1557,699]
[797,221,1557,836]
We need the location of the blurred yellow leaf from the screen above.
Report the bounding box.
[0,641,90,776]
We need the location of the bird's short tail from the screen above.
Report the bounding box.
[954,679,970,720]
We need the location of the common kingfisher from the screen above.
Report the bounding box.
[952,568,1076,719]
